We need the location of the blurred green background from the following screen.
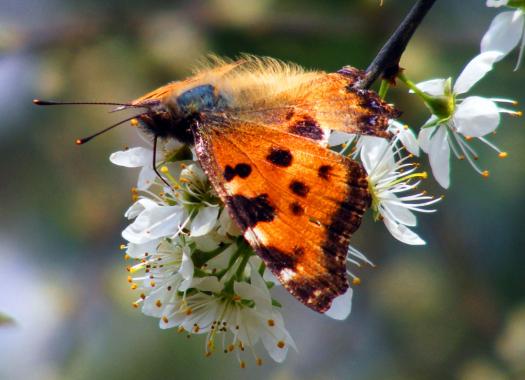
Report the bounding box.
[1,0,524,379]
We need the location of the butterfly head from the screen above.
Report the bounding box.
[130,83,228,144]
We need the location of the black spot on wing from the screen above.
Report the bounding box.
[223,165,236,181]
[318,165,333,180]
[225,194,275,231]
[289,202,304,216]
[289,116,324,141]
[235,163,252,178]
[266,147,293,167]
[223,163,252,182]
[289,180,309,197]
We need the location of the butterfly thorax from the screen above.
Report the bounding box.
[137,84,228,145]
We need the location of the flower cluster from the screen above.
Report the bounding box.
[112,142,297,366]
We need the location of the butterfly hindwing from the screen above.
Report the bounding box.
[194,116,371,313]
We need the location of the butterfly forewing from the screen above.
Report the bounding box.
[194,116,371,312]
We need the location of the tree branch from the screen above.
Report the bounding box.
[360,0,438,89]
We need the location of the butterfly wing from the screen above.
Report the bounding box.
[226,71,398,146]
[193,115,370,313]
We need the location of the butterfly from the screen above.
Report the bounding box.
[35,56,398,313]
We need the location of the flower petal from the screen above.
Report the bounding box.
[383,217,426,245]
[124,198,158,219]
[481,11,524,58]
[413,79,446,96]
[454,51,504,94]
[190,206,219,237]
[454,96,501,137]
[126,239,160,258]
[418,122,437,154]
[328,131,355,146]
[390,122,420,156]
[381,192,417,227]
[137,166,157,190]
[109,147,152,168]
[428,126,451,189]
[486,0,509,8]
[325,288,353,320]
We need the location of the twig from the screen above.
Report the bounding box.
[360,0,438,89]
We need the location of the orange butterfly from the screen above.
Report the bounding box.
[35,56,398,313]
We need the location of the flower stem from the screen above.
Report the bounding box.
[378,79,390,99]
[397,72,433,101]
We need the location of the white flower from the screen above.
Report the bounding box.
[361,138,440,245]
[413,52,519,188]
[122,198,188,244]
[110,147,157,190]
[482,0,525,70]
[129,238,194,315]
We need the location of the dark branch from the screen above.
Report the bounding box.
[360,0,438,89]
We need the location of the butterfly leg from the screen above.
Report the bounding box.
[152,135,173,190]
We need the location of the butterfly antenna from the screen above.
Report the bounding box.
[33,99,149,109]
[75,114,144,145]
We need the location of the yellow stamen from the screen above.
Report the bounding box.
[130,118,139,126]
[352,277,361,286]
[130,283,137,290]
[256,358,263,366]
[482,170,490,178]
[160,166,169,174]
[277,340,285,349]
[155,300,162,308]
[498,152,508,159]
[162,316,168,323]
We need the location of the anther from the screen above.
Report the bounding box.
[120,244,127,250]
[124,254,130,260]
[482,170,490,178]
[256,358,263,366]
[498,152,508,159]
[162,316,168,323]
[131,283,137,290]
[130,118,139,126]
[127,276,132,283]
[228,344,235,352]
[155,300,162,308]
[240,361,246,369]
[267,319,275,327]
[132,302,139,309]
[185,308,193,316]
[277,340,285,349]
[160,166,169,174]
[352,277,361,286]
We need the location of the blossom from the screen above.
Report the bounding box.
[412,51,520,188]
[482,0,525,70]
[110,147,157,190]
[361,138,440,245]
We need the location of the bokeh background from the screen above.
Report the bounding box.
[1,0,524,379]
